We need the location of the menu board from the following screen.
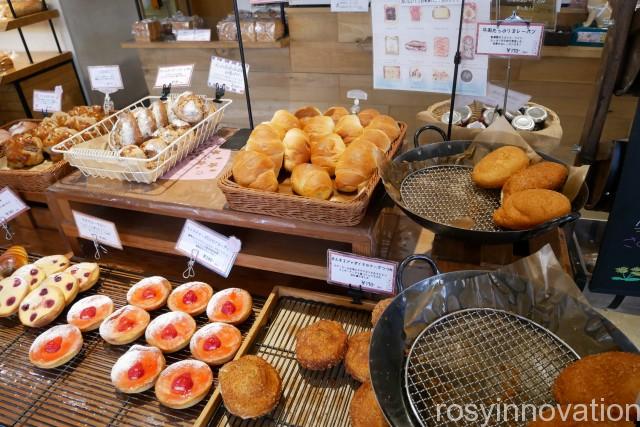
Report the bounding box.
[498,0,559,30]
[372,0,490,96]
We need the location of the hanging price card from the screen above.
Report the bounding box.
[208,56,249,94]
[476,22,545,57]
[154,64,195,88]
[175,219,241,278]
[0,188,29,223]
[72,211,123,249]
[88,65,124,92]
[327,250,397,295]
[32,85,63,113]
[176,29,211,41]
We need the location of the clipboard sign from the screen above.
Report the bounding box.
[72,211,123,250]
[88,65,124,94]
[326,249,397,296]
[0,187,29,223]
[154,64,195,88]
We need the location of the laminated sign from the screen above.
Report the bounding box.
[327,250,397,295]
[208,56,249,94]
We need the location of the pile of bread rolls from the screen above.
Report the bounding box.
[471,146,571,230]
[231,106,401,200]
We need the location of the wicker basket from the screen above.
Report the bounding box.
[0,119,73,193]
[218,122,407,226]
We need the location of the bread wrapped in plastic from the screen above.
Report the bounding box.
[132,19,161,42]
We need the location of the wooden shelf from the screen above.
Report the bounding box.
[541,45,603,59]
[0,51,72,85]
[0,10,59,32]
[121,36,290,50]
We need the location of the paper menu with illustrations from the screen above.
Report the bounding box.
[372,0,490,96]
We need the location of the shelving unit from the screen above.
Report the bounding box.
[121,36,290,50]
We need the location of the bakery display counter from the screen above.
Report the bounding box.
[121,37,290,50]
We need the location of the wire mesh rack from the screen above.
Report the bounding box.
[400,165,502,232]
[208,296,372,427]
[405,308,579,427]
[0,258,264,427]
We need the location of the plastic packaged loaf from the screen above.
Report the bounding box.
[216,12,283,43]
[132,19,162,42]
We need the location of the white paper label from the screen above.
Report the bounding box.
[154,64,195,88]
[88,65,124,91]
[0,188,29,223]
[454,83,531,112]
[327,250,397,295]
[476,22,544,57]
[176,29,211,41]
[175,219,241,278]
[331,0,369,12]
[208,56,248,94]
[73,211,123,250]
[32,86,62,113]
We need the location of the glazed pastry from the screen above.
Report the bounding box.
[67,295,114,331]
[271,110,300,132]
[471,146,530,189]
[42,127,75,161]
[246,126,285,175]
[350,381,389,427]
[0,245,28,277]
[155,359,213,409]
[358,128,391,153]
[145,311,196,353]
[335,139,381,193]
[310,133,346,176]
[173,92,206,124]
[190,322,242,365]
[65,262,100,292]
[324,106,350,124]
[6,134,44,169]
[493,189,571,230]
[219,355,282,419]
[8,120,38,136]
[69,115,97,132]
[167,281,213,316]
[109,112,143,149]
[12,264,46,290]
[366,115,400,141]
[295,320,348,370]
[133,107,157,140]
[358,108,380,127]
[19,284,66,327]
[345,331,371,383]
[29,324,83,369]
[32,121,56,142]
[206,288,253,325]
[291,163,333,200]
[294,106,322,123]
[51,112,73,127]
[41,272,78,304]
[335,114,364,144]
[126,276,172,311]
[99,305,151,345]
[282,128,310,172]
[140,138,168,158]
[303,115,335,138]
[502,161,568,198]
[150,100,169,128]
[118,145,146,159]
[260,121,286,140]
[34,254,70,276]
[0,276,29,317]
[231,150,279,192]
[371,298,393,326]
[111,345,166,394]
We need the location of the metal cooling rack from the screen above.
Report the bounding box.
[0,258,264,427]
[400,165,502,232]
[209,297,372,427]
[405,308,579,427]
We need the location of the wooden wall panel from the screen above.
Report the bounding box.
[290,41,372,75]
[337,12,371,43]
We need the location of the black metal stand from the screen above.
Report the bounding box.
[446,0,466,141]
[232,0,254,129]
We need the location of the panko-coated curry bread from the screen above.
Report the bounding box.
[345,331,371,383]
[349,381,389,427]
[503,161,568,198]
[295,319,348,370]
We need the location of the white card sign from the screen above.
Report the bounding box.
[32,86,62,113]
[88,65,124,91]
[0,188,29,223]
[476,22,545,57]
[454,83,531,112]
[175,219,241,278]
[208,56,248,94]
[176,29,211,41]
[331,0,369,12]
[72,211,123,250]
[154,64,195,88]
[327,250,397,295]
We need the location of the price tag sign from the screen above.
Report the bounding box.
[331,0,369,12]
[208,56,248,94]
[327,250,397,295]
[72,211,123,249]
[175,219,241,278]
[88,65,124,92]
[476,22,545,57]
[176,29,211,41]
[32,86,63,113]
[0,188,29,223]
[154,64,195,88]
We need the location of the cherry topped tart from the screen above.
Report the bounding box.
[206,288,252,325]
[65,262,100,292]
[155,359,213,409]
[167,281,213,316]
[111,345,166,393]
[67,295,114,332]
[0,275,30,317]
[145,311,196,353]
[29,324,83,369]
[190,322,242,365]
[19,284,65,328]
[12,263,46,291]
[99,305,151,345]
[41,272,79,305]
[126,276,172,311]
[34,254,70,276]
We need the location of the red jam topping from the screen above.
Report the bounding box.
[44,337,62,353]
[221,301,236,315]
[44,299,55,308]
[54,275,62,282]
[13,278,21,287]
[79,306,96,320]
[6,296,15,305]
[203,335,221,351]
[116,316,135,332]
[182,290,197,305]
[142,288,156,300]
[66,282,74,291]
[160,324,178,340]
[127,362,145,380]
[171,373,193,395]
